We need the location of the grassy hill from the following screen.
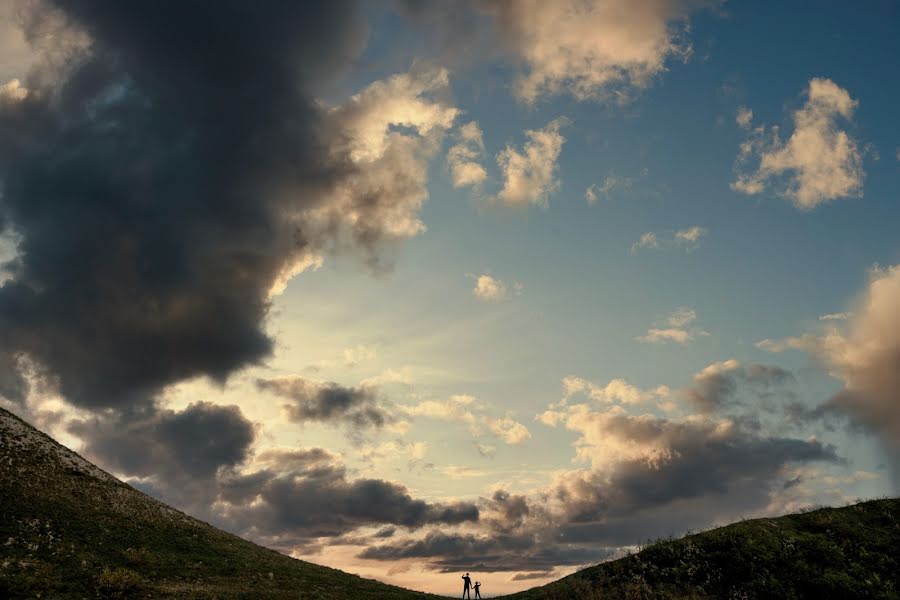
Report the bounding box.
[0,407,446,599]
[2,405,899,599]
[507,498,900,599]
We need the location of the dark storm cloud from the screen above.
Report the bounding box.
[70,401,256,481]
[359,528,614,573]
[218,459,479,541]
[0,350,28,404]
[0,0,371,411]
[256,376,391,429]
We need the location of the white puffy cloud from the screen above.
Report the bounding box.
[472,273,507,302]
[636,307,708,345]
[732,78,864,210]
[330,66,459,163]
[302,65,459,261]
[496,118,568,207]
[482,0,704,103]
[447,121,487,188]
[631,226,707,253]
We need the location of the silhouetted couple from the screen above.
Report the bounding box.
[461,572,481,599]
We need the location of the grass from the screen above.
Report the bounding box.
[3,406,899,599]
[505,498,900,599]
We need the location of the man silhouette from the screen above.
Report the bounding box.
[461,572,472,599]
[474,580,482,599]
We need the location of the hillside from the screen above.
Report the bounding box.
[506,498,900,599]
[0,407,446,599]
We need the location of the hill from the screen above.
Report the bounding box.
[0,406,445,599]
[505,498,900,599]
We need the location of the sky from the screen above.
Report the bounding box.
[1,0,900,596]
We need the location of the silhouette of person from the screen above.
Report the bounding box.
[474,580,482,598]
[461,572,472,599]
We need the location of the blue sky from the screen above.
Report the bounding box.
[2,0,900,595]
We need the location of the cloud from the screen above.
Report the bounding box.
[481,0,707,104]
[342,345,378,367]
[0,2,459,415]
[496,118,568,207]
[309,63,460,261]
[218,458,479,545]
[476,442,497,458]
[631,226,707,253]
[584,172,636,205]
[0,78,27,101]
[819,312,851,321]
[732,78,864,209]
[71,401,255,480]
[447,121,487,188]
[0,351,29,406]
[636,307,708,345]
[558,375,671,406]
[736,106,753,129]
[69,401,257,511]
[472,273,508,301]
[755,334,819,354]
[67,402,478,547]
[255,376,391,430]
[674,226,706,244]
[488,416,532,445]
[399,394,531,446]
[685,359,794,414]
[780,265,900,484]
[364,400,839,573]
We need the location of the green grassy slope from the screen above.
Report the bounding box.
[0,407,446,599]
[505,498,900,599]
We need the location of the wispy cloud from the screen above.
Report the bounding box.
[631,226,708,253]
[398,394,532,446]
[636,307,709,345]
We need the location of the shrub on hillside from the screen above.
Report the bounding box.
[96,566,143,599]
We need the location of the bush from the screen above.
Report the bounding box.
[96,566,143,599]
[123,547,155,568]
